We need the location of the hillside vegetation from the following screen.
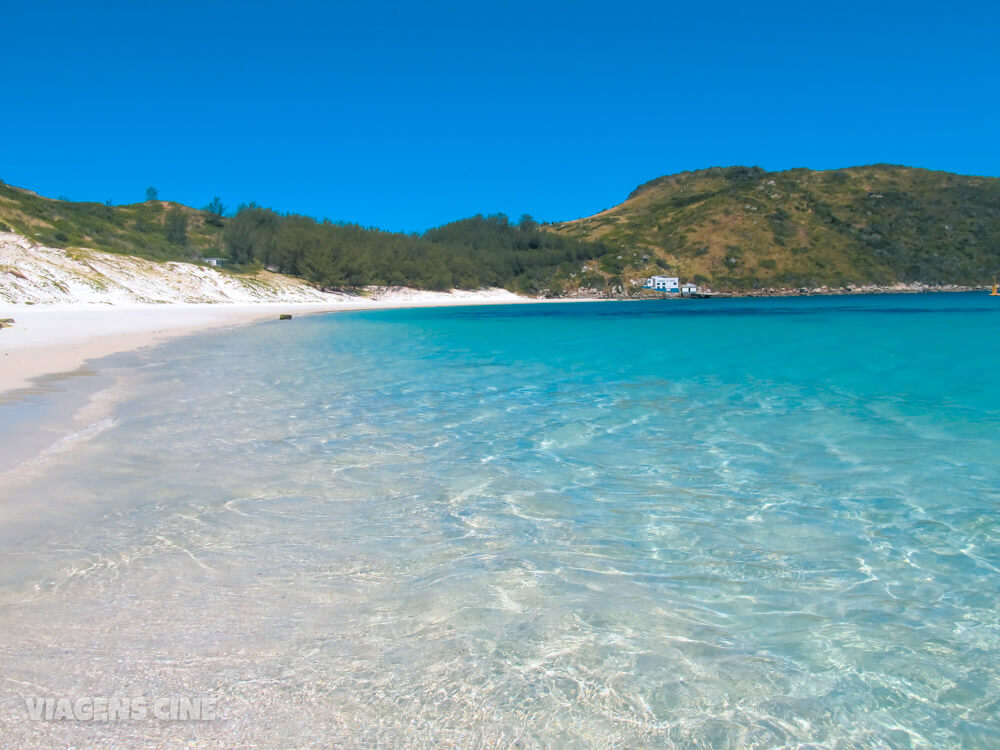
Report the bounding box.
[2,165,998,295]
[223,208,615,293]
[549,165,1000,290]
[0,181,225,262]
[0,181,615,294]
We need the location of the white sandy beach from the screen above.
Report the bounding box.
[0,231,536,393]
[0,291,530,394]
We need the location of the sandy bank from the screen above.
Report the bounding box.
[0,290,530,394]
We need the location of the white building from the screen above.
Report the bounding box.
[204,257,226,267]
[681,282,699,294]
[644,275,679,292]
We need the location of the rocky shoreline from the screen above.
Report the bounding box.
[701,282,985,298]
[557,282,986,300]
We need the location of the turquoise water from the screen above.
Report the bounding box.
[1,294,999,747]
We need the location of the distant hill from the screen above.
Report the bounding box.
[546,165,1000,290]
[3,165,998,295]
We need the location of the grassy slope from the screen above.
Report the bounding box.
[547,165,1000,290]
[0,181,224,262]
[3,166,999,293]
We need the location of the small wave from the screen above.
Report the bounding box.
[0,417,117,488]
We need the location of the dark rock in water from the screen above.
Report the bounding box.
[279,314,293,320]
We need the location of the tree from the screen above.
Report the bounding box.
[165,207,188,246]
[224,205,279,265]
[203,196,226,227]
[145,186,158,202]
[204,196,226,217]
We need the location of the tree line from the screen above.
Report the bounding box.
[222,206,614,293]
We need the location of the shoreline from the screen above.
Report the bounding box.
[1,286,988,395]
[685,283,986,298]
[0,291,544,395]
[567,283,986,301]
[0,292,571,479]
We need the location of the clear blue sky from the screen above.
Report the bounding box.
[3,0,998,232]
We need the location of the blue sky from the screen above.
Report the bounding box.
[3,1,998,231]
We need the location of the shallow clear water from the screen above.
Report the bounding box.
[1,294,999,747]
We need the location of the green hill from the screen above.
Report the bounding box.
[0,180,617,294]
[0,181,225,262]
[3,165,998,295]
[547,165,1000,291]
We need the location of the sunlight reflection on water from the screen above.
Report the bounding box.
[1,295,999,747]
